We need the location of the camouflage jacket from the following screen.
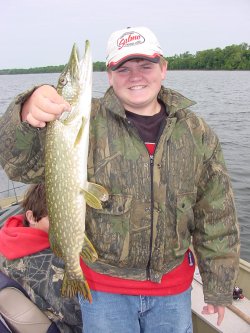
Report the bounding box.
[0,250,82,333]
[0,85,240,306]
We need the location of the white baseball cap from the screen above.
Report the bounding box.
[106,26,163,70]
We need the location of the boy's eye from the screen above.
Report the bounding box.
[116,67,129,73]
[115,63,154,73]
[141,65,151,70]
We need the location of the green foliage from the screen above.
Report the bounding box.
[0,62,107,74]
[0,43,249,74]
[167,43,250,70]
[0,65,65,75]
[93,61,106,71]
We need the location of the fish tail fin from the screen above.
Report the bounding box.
[80,234,98,262]
[82,182,109,209]
[61,273,92,303]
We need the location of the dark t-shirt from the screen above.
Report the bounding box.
[125,103,167,154]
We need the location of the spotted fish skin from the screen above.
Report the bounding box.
[45,41,108,302]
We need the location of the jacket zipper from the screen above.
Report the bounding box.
[146,118,167,280]
[126,117,167,281]
[146,154,155,279]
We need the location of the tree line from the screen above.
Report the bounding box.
[167,43,250,70]
[0,43,249,75]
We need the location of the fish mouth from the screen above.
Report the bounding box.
[68,44,81,82]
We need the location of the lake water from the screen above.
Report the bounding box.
[0,71,249,262]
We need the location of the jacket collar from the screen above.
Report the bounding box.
[102,86,196,118]
[158,86,196,116]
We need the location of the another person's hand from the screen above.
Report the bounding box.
[22,85,71,128]
[202,304,225,326]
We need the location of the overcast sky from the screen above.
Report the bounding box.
[1,0,249,69]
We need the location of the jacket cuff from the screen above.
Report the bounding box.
[204,291,233,306]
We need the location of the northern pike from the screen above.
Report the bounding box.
[45,41,109,302]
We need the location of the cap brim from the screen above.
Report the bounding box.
[108,54,161,71]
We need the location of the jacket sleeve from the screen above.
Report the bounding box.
[0,87,46,183]
[192,118,240,306]
[0,253,83,333]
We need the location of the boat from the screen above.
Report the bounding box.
[0,190,250,333]
[0,179,26,212]
[192,260,250,333]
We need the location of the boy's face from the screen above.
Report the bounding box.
[26,210,49,233]
[108,58,167,115]
[38,216,49,233]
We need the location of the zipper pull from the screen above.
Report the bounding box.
[150,155,154,165]
[188,251,195,266]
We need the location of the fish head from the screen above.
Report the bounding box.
[57,43,81,106]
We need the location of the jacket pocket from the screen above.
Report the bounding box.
[174,192,197,256]
[88,194,133,264]
[100,194,132,215]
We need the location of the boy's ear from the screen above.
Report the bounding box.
[25,210,36,226]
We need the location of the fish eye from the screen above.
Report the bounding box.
[59,77,68,86]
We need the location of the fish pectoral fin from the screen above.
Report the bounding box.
[82,182,109,209]
[74,117,86,146]
[80,234,98,262]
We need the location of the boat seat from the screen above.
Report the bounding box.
[0,271,60,333]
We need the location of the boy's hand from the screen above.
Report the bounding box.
[22,85,71,128]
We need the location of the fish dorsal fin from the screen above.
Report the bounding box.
[81,182,109,209]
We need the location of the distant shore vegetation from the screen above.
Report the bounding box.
[0,43,249,75]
